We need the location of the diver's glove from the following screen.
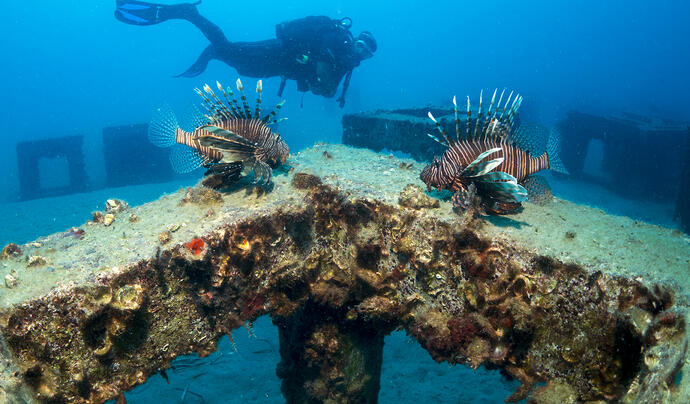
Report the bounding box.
[337,95,346,108]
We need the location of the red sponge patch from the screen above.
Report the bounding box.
[185,238,205,255]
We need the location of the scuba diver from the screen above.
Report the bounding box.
[115,0,377,107]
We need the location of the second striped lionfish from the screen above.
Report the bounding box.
[149,78,289,189]
[420,89,568,215]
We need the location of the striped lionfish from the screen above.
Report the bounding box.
[148,78,289,189]
[420,89,568,215]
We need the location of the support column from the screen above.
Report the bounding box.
[276,305,383,404]
[676,127,690,233]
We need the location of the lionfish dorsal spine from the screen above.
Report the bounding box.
[508,95,522,129]
[473,89,484,140]
[215,81,239,120]
[236,78,253,119]
[207,83,234,121]
[223,83,244,119]
[495,89,506,118]
[262,100,286,125]
[489,118,499,140]
[499,90,514,120]
[254,80,263,120]
[465,95,472,140]
[482,88,498,141]
[194,87,216,117]
[452,96,460,142]
[427,111,451,145]
[426,133,447,147]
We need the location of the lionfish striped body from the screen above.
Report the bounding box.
[149,79,289,189]
[420,89,567,214]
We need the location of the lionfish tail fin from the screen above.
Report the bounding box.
[169,144,206,174]
[149,104,180,148]
[547,128,569,174]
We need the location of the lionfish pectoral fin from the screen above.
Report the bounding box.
[466,157,504,177]
[250,161,272,185]
[203,161,243,177]
[462,147,504,177]
[451,189,471,210]
[475,171,528,203]
[200,125,253,144]
[198,125,259,160]
[523,175,553,206]
[485,200,523,215]
[201,162,244,189]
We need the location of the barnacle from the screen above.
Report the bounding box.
[1,242,22,259]
[27,255,48,267]
[105,199,129,214]
[158,231,172,244]
[111,284,144,312]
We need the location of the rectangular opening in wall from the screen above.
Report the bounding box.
[581,138,612,183]
[37,155,71,190]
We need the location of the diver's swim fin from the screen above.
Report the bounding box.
[174,45,215,78]
[114,0,201,26]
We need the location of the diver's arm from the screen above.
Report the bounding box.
[336,70,353,108]
[278,77,287,96]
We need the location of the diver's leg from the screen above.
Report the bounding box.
[173,4,231,49]
[115,1,230,49]
[175,45,215,78]
[217,39,286,78]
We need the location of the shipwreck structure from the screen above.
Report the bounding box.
[343,108,690,233]
[1,145,689,403]
[15,135,88,201]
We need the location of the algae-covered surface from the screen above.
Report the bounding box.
[1,143,689,403]
[292,144,690,295]
[3,144,686,308]
[0,171,301,309]
[482,199,690,293]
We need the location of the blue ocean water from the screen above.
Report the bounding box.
[1,1,690,403]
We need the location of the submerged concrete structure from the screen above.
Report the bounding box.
[15,135,88,201]
[1,145,688,403]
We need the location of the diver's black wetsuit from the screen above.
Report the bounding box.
[115,1,373,107]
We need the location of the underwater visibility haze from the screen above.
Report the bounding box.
[1,1,690,403]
